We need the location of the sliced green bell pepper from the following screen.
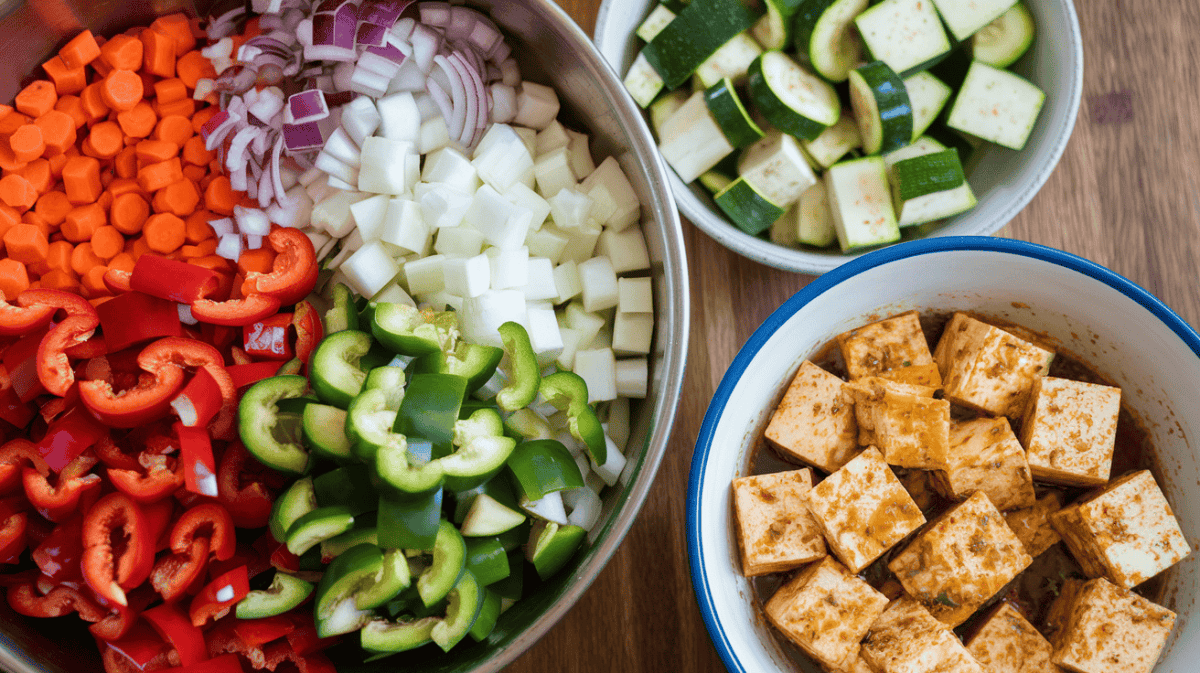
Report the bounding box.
[270,476,317,543]
[357,548,412,610]
[239,375,311,474]
[371,303,458,356]
[323,282,359,334]
[431,570,483,652]
[309,330,373,408]
[469,588,502,642]
[489,551,524,601]
[377,490,443,551]
[464,537,510,587]
[236,571,314,619]
[315,542,382,637]
[503,408,555,441]
[364,365,406,409]
[528,521,586,580]
[286,505,355,556]
[345,388,401,463]
[321,527,379,562]
[313,464,379,516]
[496,322,539,412]
[374,433,445,498]
[417,520,467,608]
[360,616,438,654]
[302,402,353,463]
[410,341,503,394]
[506,439,585,501]
[539,372,607,465]
[395,373,468,459]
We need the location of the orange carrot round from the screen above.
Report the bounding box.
[90,225,124,260]
[33,110,77,156]
[81,120,124,159]
[0,258,30,299]
[142,212,185,253]
[3,222,48,264]
[100,69,143,112]
[15,81,58,118]
[116,100,156,138]
[0,174,39,210]
[99,34,144,71]
[110,192,150,235]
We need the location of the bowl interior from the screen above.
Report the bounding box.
[594,0,1085,274]
[688,238,1200,673]
[0,2,688,673]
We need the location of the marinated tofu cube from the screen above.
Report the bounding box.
[764,556,889,669]
[820,652,875,673]
[1043,577,1086,649]
[893,467,938,512]
[888,491,1032,626]
[934,312,1054,418]
[1004,492,1063,557]
[861,597,986,673]
[764,361,860,473]
[1020,377,1121,487]
[806,447,926,573]
[837,311,941,387]
[1049,470,1191,588]
[965,602,1058,673]
[933,417,1036,511]
[1048,578,1176,673]
[846,377,950,470]
[731,469,828,576]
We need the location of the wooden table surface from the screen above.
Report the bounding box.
[507,1,1200,671]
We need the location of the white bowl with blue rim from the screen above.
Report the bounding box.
[688,236,1200,672]
[594,0,1084,275]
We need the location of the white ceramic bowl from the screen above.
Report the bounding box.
[688,237,1200,672]
[594,2,1085,274]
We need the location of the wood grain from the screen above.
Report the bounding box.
[506,1,1200,670]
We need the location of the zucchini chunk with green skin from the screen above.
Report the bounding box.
[886,141,977,226]
[377,489,443,551]
[528,521,587,579]
[796,181,837,247]
[849,61,913,155]
[624,52,665,109]
[972,2,1035,68]
[658,90,736,184]
[370,303,457,357]
[694,32,763,89]
[946,60,1045,151]
[236,571,314,619]
[801,114,862,169]
[417,520,468,608]
[737,130,817,206]
[239,375,311,475]
[824,156,900,252]
[323,282,359,334]
[854,0,951,76]
[751,0,805,50]
[649,89,690,138]
[714,177,788,236]
[286,505,355,556]
[793,0,870,82]
[636,4,677,42]
[496,322,539,412]
[894,149,966,200]
[269,476,317,543]
[747,51,841,141]
[698,170,734,195]
[640,0,761,89]
[704,78,765,148]
[932,0,1023,41]
[309,330,372,409]
[302,403,352,463]
[903,71,953,142]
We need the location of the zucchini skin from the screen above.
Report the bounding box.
[792,0,869,82]
[643,0,761,89]
[714,178,787,235]
[747,53,831,141]
[894,148,966,200]
[704,79,765,148]
[851,60,913,155]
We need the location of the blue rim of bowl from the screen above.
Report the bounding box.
[686,235,1200,673]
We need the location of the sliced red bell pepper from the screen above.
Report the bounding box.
[103,620,168,670]
[82,492,153,607]
[97,292,184,354]
[292,300,323,366]
[226,362,283,390]
[7,579,107,620]
[143,601,208,667]
[263,640,337,673]
[205,617,267,669]
[199,324,238,352]
[285,611,342,656]
[79,338,188,428]
[242,312,294,361]
[171,502,236,562]
[231,614,295,647]
[268,542,301,574]
[229,346,252,366]
[90,583,155,641]
[143,496,176,553]
[4,326,49,402]
[109,458,184,503]
[103,268,133,294]
[38,387,79,425]
[0,296,55,336]
[131,255,223,305]
[65,334,108,359]
[188,565,248,627]
[32,513,83,581]
[140,338,236,438]
[0,510,27,563]
[36,405,107,472]
[38,314,100,396]
[176,424,217,498]
[20,288,96,318]
[163,653,245,673]
[190,295,282,328]
[241,228,318,307]
[0,438,46,493]
[23,451,102,522]
[150,537,209,603]
[215,443,276,529]
[171,369,223,430]
[94,435,141,472]
[0,365,35,429]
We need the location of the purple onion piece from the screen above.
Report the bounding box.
[356,22,388,47]
[359,0,415,26]
[447,53,477,145]
[270,136,296,207]
[288,90,329,124]
[366,42,407,64]
[425,79,454,129]
[434,54,467,143]
[314,0,347,14]
[419,2,452,26]
[334,2,360,47]
[283,122,325,152]
[410,23,442,73]
[446,6,477,40]
[201,109,231,139]
[468,16,502,55]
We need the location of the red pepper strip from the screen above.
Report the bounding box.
[150,538,210,602]
[19,288,96,318]
[241,228,319,307]
[269,542,301,574]
[109,459,185,503]
[263,641,337,673]
[208,539,272,583]
[6,579,106,619]
[205,618,266,669]
[104,621,168,670]
[190,295,282,328]
[226,362,283,390]
[144,497,176,552]
[143,601,209,667]
[32,513,83,581]
[0,365,34,429]
[241,312,295,361]
[171,370,223,429]
[0,511,27,562]
[215,443,275,529]
[102,643,174,673]
[79,339,188,428]
[171,502,236,562]
[163,653,245,673]
[292,300,323,366]
[94,435,141,472]
[176,425,217,498]
[233,615,295,647]
[91,583,156,641]
[65,334,108,359]
[189,565,248,627]
[38,314,100,396]
[82,492,153,606]
[103,268,134,295]
[97,292,184,353]
[0,296,54,336]
[132,256,223,305]
[140,338,236,439]
[23,452,102,522]
[38,386,79,424]
[0,438,47,493]
[36,406,107,472]
[4,326,49,402]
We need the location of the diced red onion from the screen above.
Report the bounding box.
[358,51,404,79]
[359,0,414,26]
[410,22,443,73]
[314,0,349,14]
[425,79,454,130]
[469,17,502,55]
[333,61,356,91]
[446,6,477,40]
[434,54,467,143]
[227,126,259,172]
[489,40,511,65]
[206,6,246,39]
[283,122,324,151]
[419,2,452,27]
[391,59,426,93]
[230,165,248,192]
[391,17,416,43]
[356,22,388,48]
[258,163,274,208]
[288,90,329,124]
[367,42,407,65]
[203,111,241,151]
[447,53,478,145]
[270,136,296,206]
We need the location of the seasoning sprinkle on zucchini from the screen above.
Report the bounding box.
[747,51,841,141]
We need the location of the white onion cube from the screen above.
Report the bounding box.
[535,120,570,156]
[526,303,564,364]
[613,311,654,355]
[552,260,582,304]
[459,290,528,347]
[534,148,577,199]
[416,182,472,230]
[504,183,551,230]
[443,254,490,298]
[215,233,242,261]
[380,199,430,254]
[514,81,560,130]
[417,116,450,154]
[565,129,595,179]
[342,241,400,298]
[521,258,558,302]
[434,225,484,256]
[547,188,594,231]
[341,96,381,146]
[421,147,480,194]
[617,277,653,314]
[471,124,534,193]
[562,301,605,348]
[405,254,447,296]
[322,127,361,168]
[590,436,626,487]
[574,348,617,404]
[615,358,648,398]
[579,156,641,231]
[606,396,631,450]
[372,281,417,306]
[524,225,569,264]
[489,83,517,124]
[349,194,391,241]
[555,326,582,370]
[359,137,416,195]
[311,191,368,238]
[463,185,533,250]
[376,92,421,142]
[486,246,529,290]
[577,256,619,312]
[596,227,651,274]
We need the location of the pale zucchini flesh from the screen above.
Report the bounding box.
[801,114,863,169]
[945,60,1045,150]
[824,156,900,251]
[794,0,871,82]
[736,131,818,206]
[854,0,952,75]
[624,52,665,109]
[636,5,677,42]
[903,71,953,142]
[971,2,1036,68]
[695,32,764,89]
[932,0,1022,42]
[848,61,913,155]
[658,91,736,183]
[796,181,837,247]
[883,137,976,226]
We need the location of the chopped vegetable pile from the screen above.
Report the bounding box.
[0,0,656,670]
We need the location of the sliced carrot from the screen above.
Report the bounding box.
[128,235,151,261]
[35,191,72,226]
[97,189,114,212]
[59,30,102,69]
[0,144,25,174]
[180,238,218,259]
[180,135,213,167]
[47,153,69,179]
[100,69,143,112]
[81,265,109,297]
[175,50,216,89]
[110,192,150,235]
[14,81,57,119]
[154,98,195,119]
[90,225,123,260]
[106,177,142,199]
[81,120,124,160]
[153,114,193,148]
[139,28,175,78]
[99,33,144,71]
[4,222,48,264]
[0,204,20,241]
[137,157,183,192]
[16,160,51,195]
[8,125,44,164]
[42,56,87,96]
[191,106,218,135]
[135,138,178,165]
[203,175,235,215]
[188,254,233,275]
[184,210,216,244]
[108,251,135,273]
[151,14,196,56]
[39,268,78,293]
[45,239,73,271]
[33,110,77,156]
[0,259,29,299]
[142,213,185,253]
[0,111,28,136]
[62,155,101,204]
[237,247,276,276]
[21,210,52,239]
[116,101,156,138]
[69,240,104,276]
[79,83,110,124]
[181,164,206,183]
[62,203,106,242]
[153,78,187,104]
[54,95,87,129]
[0,174,38,211]
[113,146,137,179]
[152,179,200,217]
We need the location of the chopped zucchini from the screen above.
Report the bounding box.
[658,90,736,183]
[945,60,1044,150]
[903,71,953,142]
[705,78,766,148]
[854,0,952,75]
[714,177,788,235]
[848,61,913,155]
[793,0,870,82]
[824,156,900,251]
[971,2,1036,68]
[801,114,862,169]
[747,51,841,141]
[641,0,761,89]
[736,130,817,206]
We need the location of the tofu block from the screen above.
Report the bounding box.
[893,467,937,512]
[1048,578,1176,673]
[1050,470,1191,588]
[1004,492,1063,558]
[764,361,860,473]
[934,312,1054,418]
[1020,377,1121,487]
[964,602,1058,673]
[861,597,986,673]
[846,377,949,470]
[837,311,941,387]
[888,491,1033,626]
[730,469,827,576]
[820,652,875,673]
[806,447,926,573]
[934,417,1036,511]
[764,556,889,669]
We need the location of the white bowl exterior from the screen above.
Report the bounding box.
[594,1,1084,274]
[690,239,1199,673]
